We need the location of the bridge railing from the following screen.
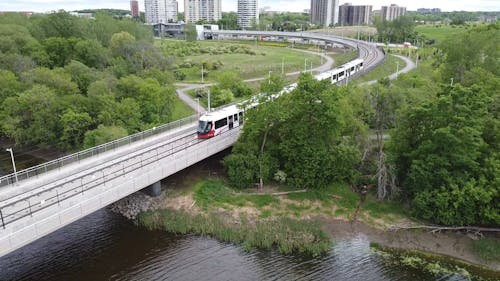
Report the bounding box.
[0,114,199,188]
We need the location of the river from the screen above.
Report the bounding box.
[0,151,483,281]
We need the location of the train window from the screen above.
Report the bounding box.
[215,117,228,129]
[339,71,344,76]
[234,114,238,121]
[351,67,355,71]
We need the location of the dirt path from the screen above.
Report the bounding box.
[363,54,416,86]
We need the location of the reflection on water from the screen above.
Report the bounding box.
[0,208,464,281]
[0,150,477,281]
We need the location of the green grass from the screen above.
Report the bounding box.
[356,54,407,83]
[176,41,322,82]
[330,50,359,67]
[362,195,407,219]
[472,238,500,262]
[137,209,332,256]
[193,179,279,210]
[415,25,470,45]
[171,96,195,120]
[286,183,360,211]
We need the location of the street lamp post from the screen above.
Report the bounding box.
[5,148,18,184]
[304,58,307,72]
[450,78,454,86]
[268,71,272,84]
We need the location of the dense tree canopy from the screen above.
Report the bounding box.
[0,11,177,150]
[224,74,362,189]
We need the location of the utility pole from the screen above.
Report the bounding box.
[450,78,454,86]
[304,58,307,72]
[268,71,272,84]
[207,89,211,112]
[310,61,313,74]
[5,148,18,184]
[396,61,399,78]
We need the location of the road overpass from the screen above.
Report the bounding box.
[0,31,384,258]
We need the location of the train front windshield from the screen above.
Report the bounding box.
[197,120,212,134]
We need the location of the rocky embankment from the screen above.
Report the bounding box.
[108,191,167,220]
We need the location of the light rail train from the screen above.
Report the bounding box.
[197,58,364,139]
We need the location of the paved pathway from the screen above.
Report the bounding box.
[363,54,416,86]
[175,48,335,114]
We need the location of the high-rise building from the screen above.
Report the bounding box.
[338,3,372,26]
[145,0,178,24]
[310,0,339,27]
[237,0,258,28]
[130,0,139,18]
[380,4,406,21]
[184,0,222,23]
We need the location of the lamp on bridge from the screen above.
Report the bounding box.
[5,148,18,184]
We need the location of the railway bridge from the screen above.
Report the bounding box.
[0,31,384,258]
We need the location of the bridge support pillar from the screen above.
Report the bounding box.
[143,181,162,197]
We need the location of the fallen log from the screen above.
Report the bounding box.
[389,225,500,233]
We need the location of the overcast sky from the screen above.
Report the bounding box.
[1,0,499,13]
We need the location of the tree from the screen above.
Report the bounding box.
[22,67,79,95]
[389,85,499,225]
[74,39,109,69]
[60,109,92,149]
[1,85,62,146]
[64,60,99,95]
[0,70,23,104]
[369,80,398,200]
[110,31,136,57]
[224,74,361,189]
[83,125,128,148]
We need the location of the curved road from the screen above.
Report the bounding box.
[176,48,335,114]
[364,54,416,86]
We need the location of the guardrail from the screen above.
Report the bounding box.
[0,114,199,188]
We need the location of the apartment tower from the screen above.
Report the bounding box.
[145,0,178,24]
[310,0,339,27]
[380,4,406,21]
[338,3,372,26]
[237,0,259,28]
[130,0,139,18]
[185,0,222,23]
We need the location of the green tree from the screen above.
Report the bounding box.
[74,39,109,69]
[83,124,128,148]
[0,70,22,104]
[22,67,79,95]
[389,85,499,225]
[1,85,62,145]
[64,60,99,95]
[60,109,92,149]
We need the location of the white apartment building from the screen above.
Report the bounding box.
[237,0,259,28]
[185,0,222,23]
[381,4,406,21]
[145,0,178,24]
[310,0,339,27]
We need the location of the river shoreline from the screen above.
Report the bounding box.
[109,187,500,274]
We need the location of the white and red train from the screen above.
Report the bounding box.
[197,58,364,139]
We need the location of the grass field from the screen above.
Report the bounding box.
[171,96,195,120]
[174,40,322,82]
[415,25,470,44]
[356,55,407,83]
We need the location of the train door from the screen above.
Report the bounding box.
[233,113,238,127]
[228,115,234,129]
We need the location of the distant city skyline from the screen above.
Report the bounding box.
[1,0,498,13]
